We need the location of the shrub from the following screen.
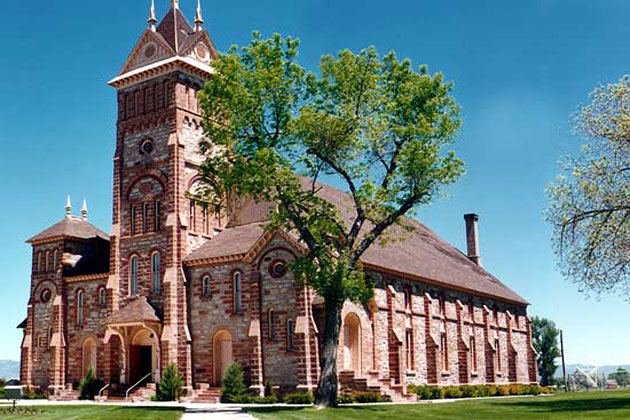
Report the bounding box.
[410,385,444,400]
[338,394,354,404]
[264,381,274,398]
[157,363,184,401]
[444,386,463,399]
[78,368,105,401]
[220,363,248,403]
[284,392,313,404]
[495,385,509,396]
[459,385,477,398]
[0,388,5,399]
[353,391,391,403]
[234,395,278,404]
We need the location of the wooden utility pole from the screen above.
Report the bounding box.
[560,329,568,392]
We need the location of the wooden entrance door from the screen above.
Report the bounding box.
[213,331,233,385]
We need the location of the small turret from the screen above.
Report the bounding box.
[65,196,72,218]
[195,0,204,32]
[148,0,157,32]
[81,199,88,221]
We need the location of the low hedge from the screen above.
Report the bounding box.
[284,392,314,404]
[408,384,551,400]
[338,391,392,404]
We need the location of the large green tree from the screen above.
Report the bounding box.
[196,33,463,407]
[531,316,561,387]
[547,76,630,299]
[609,367,630,387]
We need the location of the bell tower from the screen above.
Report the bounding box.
[105,0,218,387]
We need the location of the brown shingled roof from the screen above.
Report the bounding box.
[184,223,267,262]
[156,6,195,52]
[105,296,161,325]
[27,216,109,244]
[184,181,528,306]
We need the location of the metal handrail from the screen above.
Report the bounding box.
[125,372,155,401]
[98,383,110,399]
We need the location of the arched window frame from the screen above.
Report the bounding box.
[130,255,139,296]
[403,286,412,311]
[469,334,477,373]
[267,308,276,341]
[98,287,107,308]
[77,290,85,327]
[202,275,211,297]
[151,251,161,293]
[53,250,58,272]
[45,251,50,273]
[37,251,43,274]
[232,271,242,314]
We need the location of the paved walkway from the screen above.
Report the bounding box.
[183,407,256,420]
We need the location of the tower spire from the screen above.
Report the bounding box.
[65,196,72,218]
[81,199,88,221]
[148,0,157,32]
[195,0,204,32]
[171,0,179,9]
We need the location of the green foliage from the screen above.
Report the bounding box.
[221,363,248,403]
[337,394,354,404]
[236,395,279,404]
[531,316,561,386]
[78,368,105,401]
[198,31,463,407]
[547,75,630,299]
[284,392,314,404]
[409,384,547,400]
[352,391,391,403]
[156,363,184,401]
[609,368,630,387]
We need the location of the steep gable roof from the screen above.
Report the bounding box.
[156,6,195,52]
[105,296,161,325]
[27,216,109,244]
[184,180,528,306]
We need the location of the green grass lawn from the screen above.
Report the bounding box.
[0,406,183,419]
[246,390,630,420]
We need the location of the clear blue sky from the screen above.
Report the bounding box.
[0,0,628,366]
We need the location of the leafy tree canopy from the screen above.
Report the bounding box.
[531,316,561,387]
[547,76,630,299]
[197,32,463,407]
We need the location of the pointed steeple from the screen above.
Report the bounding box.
[148,0,157,32]
[195,0,204,32]
[65,196,72,218]
[81,199,88,221]
[171,0,179,9]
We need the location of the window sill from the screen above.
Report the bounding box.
[441,370,450,376]
[471,370,479,377]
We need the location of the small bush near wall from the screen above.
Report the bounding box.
[338,391,392,403]
[284,392,314,404]
[220,363,248,403]
[78,368,105,400]
[408,384,551,400]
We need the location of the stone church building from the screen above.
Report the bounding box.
[18,0,537,402]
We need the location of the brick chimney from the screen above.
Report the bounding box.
[464,213,482,266]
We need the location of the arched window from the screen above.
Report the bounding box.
[82,338,96,377]
[405,329,414,370]
[403,287,412,310]
[151,252,161,293]
[495,338,501,373]
[154,201,161,232]
[233,272,242,314]
[53,250,58,272]
[99,288,107,308]
[37,251,43,274]
[441,332,448,372]
[202,276,211,297]
[267,309,275,340]
[77,290,84,327]
[130,256,139,296]
[189,200,196,231]
[142,202,149,234]
[45,251,50,272]
[286,319,295,352]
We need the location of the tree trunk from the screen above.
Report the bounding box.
[314,296,343,408]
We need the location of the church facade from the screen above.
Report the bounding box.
[19,1,537,402]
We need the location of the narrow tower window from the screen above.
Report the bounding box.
[142,202,149,234]
[131,205,137,235]
[77,290,84,327]
[151,252,161,293]
[268,309,276,340]
[37,251,43,274]
[130,256,139,296]
[202,276,211,297]
[189,200,196,232]
[154,201,161,232]
[406,329,414,370]
[99,288,107,308]
[469,335,477,372]
[441,332,448,371]
[287,319,295,352]
[233,272,242,314]
[495,338,501,373]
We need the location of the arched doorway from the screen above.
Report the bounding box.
[82,338,97,377]
[343,313,361,374]
[130,329,159,384]
[213,330,233,385]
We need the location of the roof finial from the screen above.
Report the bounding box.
[148,0,157,32]
[65,196,72,218]
[171,0,179,9]
[195,0,204,32]
[81,199,88,221]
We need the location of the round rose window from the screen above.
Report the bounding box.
[41,289,52,303]
[269,260,287,278]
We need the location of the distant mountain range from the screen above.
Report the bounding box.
[0,361,19,380]
[555,364,630,378]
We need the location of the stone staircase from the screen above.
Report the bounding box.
[50,384,80,401]
[189,383,222,403]
[339,370,417,403]
[127,383,157,402]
